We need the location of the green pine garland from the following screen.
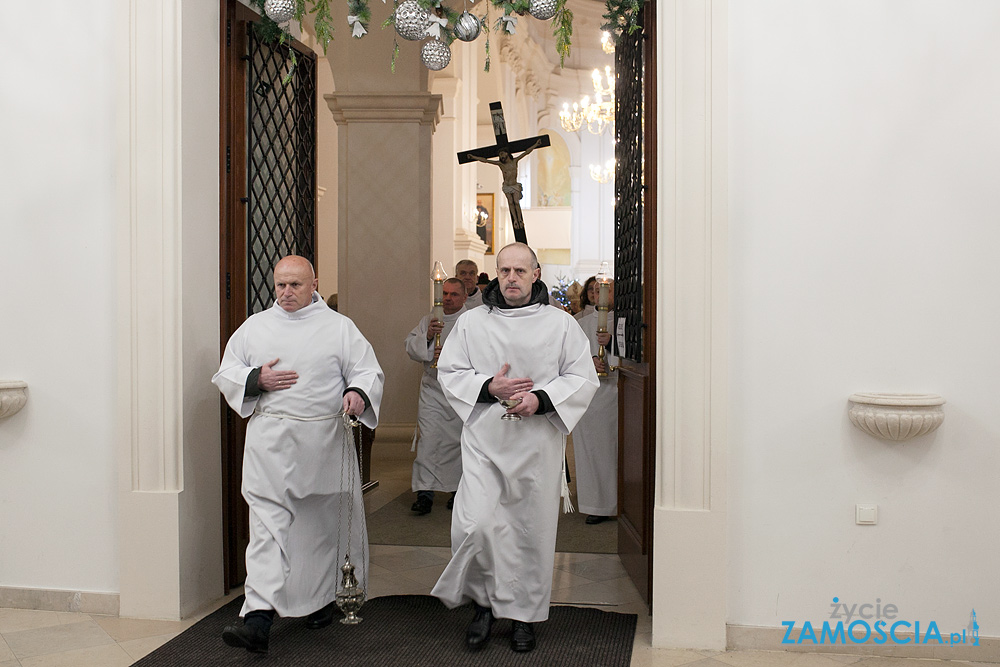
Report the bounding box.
[246,0,645,75]
[602,0,645,40]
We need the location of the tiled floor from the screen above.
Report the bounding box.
[0,443,992,666]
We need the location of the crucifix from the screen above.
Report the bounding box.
[457,102,551,245]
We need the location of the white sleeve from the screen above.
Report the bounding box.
[404,315,433,363]
[212,325,258,418]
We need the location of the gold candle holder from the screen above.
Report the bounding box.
[430,261,447,369]
[595,262,612,378]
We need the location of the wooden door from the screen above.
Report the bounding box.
[219,0,318,591]
[615,3,656,607]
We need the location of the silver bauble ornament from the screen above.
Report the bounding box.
[394,0,432,41]
[264,0,296,24]
[454,11,482,42]
[528,0,558,21]
[421,39,452,71]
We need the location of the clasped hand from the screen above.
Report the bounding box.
[489,364,539,416]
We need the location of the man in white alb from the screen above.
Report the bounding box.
[212,255,384,654]
[456,259,483,308]
[431,243,598,653]
[572,278,618,524]
[405,277,467,515]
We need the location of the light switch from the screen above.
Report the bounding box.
[856,503,878,525]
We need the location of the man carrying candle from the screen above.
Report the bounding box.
[431,243,599,653]
[572,272,619,525]
[404,277,468,515]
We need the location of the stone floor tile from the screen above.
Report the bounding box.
[555,556,629,582]
[17,643,132,667]
[630,645,712,667]
[396,562,448,587]
[365,572,433,599]
[369,546,449,573]
[0,636,13,662]
[551,577,644,607]
[4,619,115,660]
[550,567,596,591]
[90,615,187,642]
[852,658,961,666]
[0,659,20,667]
[0,610,66,635]
[712,649,809,666]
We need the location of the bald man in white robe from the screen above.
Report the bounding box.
[213,255,383,654]
[432,243,598,653]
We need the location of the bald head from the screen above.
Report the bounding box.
[273,255,318,312]
[496,243,541,307]
[496,243,539,270]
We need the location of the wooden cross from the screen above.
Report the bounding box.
[457,102,550,245]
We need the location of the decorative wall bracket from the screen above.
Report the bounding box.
[0,381,28,420]
[848,392,945,442]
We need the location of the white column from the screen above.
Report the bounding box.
[652,0,729,649]
[116,0,223,619]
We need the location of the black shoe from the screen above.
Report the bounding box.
[411,495,433,515]
[586,514,611,525]
[447,493,455,510]
[305,601,336,629]
[222,623,269,653]
[465,603,493,650]
[511,621,536,652]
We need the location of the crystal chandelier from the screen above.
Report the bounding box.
[589,159,615,184]
[559,65,615,135]
[601,31,615,54]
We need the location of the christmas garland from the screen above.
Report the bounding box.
[248,0,645,76]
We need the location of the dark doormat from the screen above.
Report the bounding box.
[133,594,637,666]
[367,491,617,554]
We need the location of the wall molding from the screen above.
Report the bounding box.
[0,587,119,616]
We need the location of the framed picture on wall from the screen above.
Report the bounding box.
[475,193,495,254]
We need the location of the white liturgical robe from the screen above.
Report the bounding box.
[572,308,619,516]
[465,288,484,309]
[212,294,383,618]
[431,302,598,622]
[404,307,466,492]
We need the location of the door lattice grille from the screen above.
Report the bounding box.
[246,27,317,315]
[614,15,645,363]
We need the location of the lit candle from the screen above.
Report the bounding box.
[596,262,610,332]
[430,261,447,368]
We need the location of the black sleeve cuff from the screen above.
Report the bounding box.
[477,379,498,404]
[344,387,371,411]
[245,367,263,397]
[532,390,554,415]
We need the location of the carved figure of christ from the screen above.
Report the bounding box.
[457,102,551,245]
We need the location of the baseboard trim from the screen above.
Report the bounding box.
[727,624,998,663]
[0,586,120,616]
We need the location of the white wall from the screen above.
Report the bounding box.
[729,0,1000,635]
[0,3,119,593]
